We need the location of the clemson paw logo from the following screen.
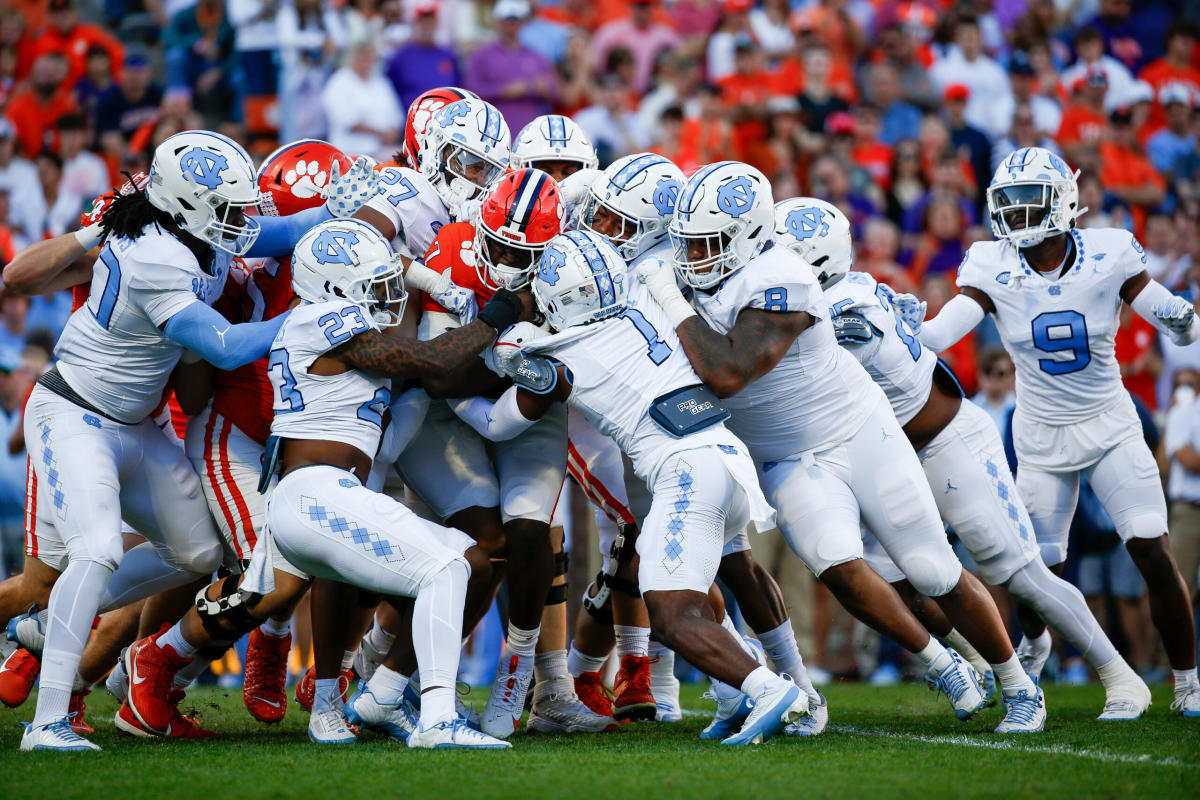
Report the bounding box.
[412,99,451,140]
[283,160,330,200]
[459,239,477,267]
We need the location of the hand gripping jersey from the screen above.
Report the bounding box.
[55,226,232,424]
[956,227,1146,425]
[362,165,450,259]
[822,271,938,426]
[689,244,884,461]
[212,256,296,445]
[268,300,392,458]
[418,221,493,336]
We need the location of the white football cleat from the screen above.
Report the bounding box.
[353,635,386,683]
[1098,676,1151,721]
[650,651,682,722]
[408,717,511,749]
[344,686,416,742]
[995,686,1046,733]
[528,675,619,734]
[925,649,986,720]
[1171,683,1200,718]
[699,684,752,740]
[784,690,828,736]
[7,607,46,655]
[106,649,129,703]
[481,650,533,739]
[721,679,807,746]
[1016,631,1052,682]
[308,707,357,745]
[20,718,100,752]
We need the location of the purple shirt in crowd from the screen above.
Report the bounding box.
[465,39,560,134]
[386,43,460,113]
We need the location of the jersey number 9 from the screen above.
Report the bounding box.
[1031,310,1090,375]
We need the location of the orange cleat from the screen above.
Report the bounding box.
[243,629,291,723]
[0,647,39,707]
[294,665,355,713]
[67,690,94,735]
[125,628,193,734]
[612,654,657,722]
[574,670,614,719]
[115,691,217,739]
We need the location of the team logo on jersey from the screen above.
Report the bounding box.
[996,271,1011,285]
[785,207,829,242]
[539,246,565,286]
[653,179,681,216]
[1048,285,1061,296]
[311,229,361,266]
[716,177,756,218]
[179,147,229,190]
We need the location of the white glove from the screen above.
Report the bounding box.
[558,168,603,208]
[406,261,479,325]
[73,220,106,251]
[452,197,483,225]
[323,156,381,218]
[491,321,549,377]
[635,257,696,327]
[1154,295,1195,337]
[890,293,928,333]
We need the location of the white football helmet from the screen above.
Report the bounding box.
[510,115,599,175]
[670,161,774,289]
[987,147,1081,249]
[580,153,684,263]
[147,130,262,255]
[418,97,511,211]
[532,230,628,332]
[774,197,853,288]
[291,218,407,327]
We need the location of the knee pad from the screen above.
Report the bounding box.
[195,575,262,643]
[898,551,962,598]
[174,537,223,576]
[85,536,125,573]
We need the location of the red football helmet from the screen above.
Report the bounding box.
[475,168,564,290]
[403,86,479,170]
[257,139,352,217]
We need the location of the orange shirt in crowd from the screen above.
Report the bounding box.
[853,141,894,191]
[1138,58,1200,134]
[1098,141,1166,236]
[5,83,77,158]
[1115,312,1159,411]
[1055,103,1106,149]
[770,56,859,103]
[26,21,124,88]
[789,5,861,70]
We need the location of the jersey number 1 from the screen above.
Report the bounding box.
[1031,310,1090,375]
[621,308,672,365]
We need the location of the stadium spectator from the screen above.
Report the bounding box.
[55,113,108,205]
[788,0,866,73]
[867,62,921,146]
[1138,21,1200,134]
[971,348,1016,435]
[465,0,559,134]
[941,84,991,211]
[1115,304,1162,412]
[1057,68,1109,164]
[871,22,939,112]
[1000,50,1063,138]
[901,194,968,281]
[574,72,650,167]
[795,44,850,135]
[385,0,457,114]
[319,40,402,161]
[1145,83,1197,180]
[1163,368,1200,597]
[0,120,46,250]
[278,0,348,143]
[26,0,123,90]
[6,52,76,160]
[992,104,1063,173]
[808,153,879,237]
[1082,0,1148,73]
[1098,106,1166,235]
[74,44,115,126]
[636,52,703,138]
[162,0,237,127]
[857,216,915,293]
[884,138,927,227]
[928,15,1013,139]
[748,0,793,59]
[1061,26,1138,110]
[921,274,978,396]
[227,0,282,118]
[36,150,77,238]
[95,46,163,166]
[707,0,756,82]
[591,0,681,96]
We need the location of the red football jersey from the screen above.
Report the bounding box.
[210,257,295,445]
[420,222,495,316]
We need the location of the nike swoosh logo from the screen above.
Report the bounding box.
[250,696,282,708]
[130,660,148,685]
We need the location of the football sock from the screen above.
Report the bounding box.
[157,622,198,659]
[568,646,608,676]
[1173,668,1199,692]
[719,611,760,661]
[993,654,1037,693]
[756,619,815,698]
[365,619,397,655]
[534,649,569,683]
[341,650,356,671]
[313,678,338,713]
[259,617,291,638]
[915,636,949,669]
[412,560,468,726]
[368,665,410,707]
[505,623,539,659]
[943,629,991,681]
[614,625,650,658]
[174,656,210,690]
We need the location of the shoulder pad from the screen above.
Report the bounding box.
[832,311,881,345]
[512,355,561,395]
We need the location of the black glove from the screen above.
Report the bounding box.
[477,288,523,331]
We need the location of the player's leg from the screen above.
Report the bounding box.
[1088,436,1199,716]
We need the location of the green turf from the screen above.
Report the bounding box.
[3,682,1198,799]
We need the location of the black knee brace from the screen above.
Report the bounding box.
[545,552,570,605]
[194,576,262,644]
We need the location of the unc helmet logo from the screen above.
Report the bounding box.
[539,246,565,286]
[785,207,829,242]
[1046,152,1070,180]
[311,229,361,266]
[179,147,229,190]
[716,176,756,218]
[652,179,681,216]
[438,100,471,126]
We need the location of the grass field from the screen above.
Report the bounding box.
[3,682,1198,799]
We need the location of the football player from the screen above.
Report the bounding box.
[895,147,1200,716]
[510,114,599,182]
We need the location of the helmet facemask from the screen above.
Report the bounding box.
[437,142,506,208]
[670,222,742,290]
[580,190,664,262]
[987,181,1063,249]
[475,223,547,290]
[363,263,408,328]
[200,194,262,255]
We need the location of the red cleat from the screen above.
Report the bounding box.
[294,665,355,713]
[574,670,614,719]
[243,629,291,723]
[612,655,657,722]
[125,628,193,734]
[0,647,39,707]
[115,691,218,739]
[67,690,94,735]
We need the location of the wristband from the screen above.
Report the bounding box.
[658,292,697,328]
[73,222,105,251]
[477,288,523,331]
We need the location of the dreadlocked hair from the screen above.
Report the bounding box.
[98,174,175,241]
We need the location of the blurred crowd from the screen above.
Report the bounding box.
[0,0,1197,686]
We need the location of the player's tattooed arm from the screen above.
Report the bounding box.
[675,308,812,398]
[338,320,497,379]
[423,356,509,399]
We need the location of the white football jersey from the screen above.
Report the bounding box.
[525,281,745,483]
[362,166,449,259]
[957,227,1146,425]
[55,226,230,424]
[689,243,884,461]
[268,300,391,458]
[822,271,937,426]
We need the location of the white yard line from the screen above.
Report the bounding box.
[831,725,1199,769]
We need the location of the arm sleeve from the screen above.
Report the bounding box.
[915,293,985,353]
[1128,278,1200,346]
[447,388,538,442]
[162,302,288,370]
[245,205,332,258]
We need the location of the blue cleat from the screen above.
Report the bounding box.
[699,691,752,740]
[721,682,806,746]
